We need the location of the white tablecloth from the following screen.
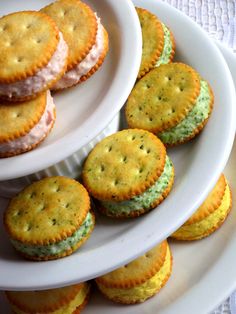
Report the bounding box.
[163,0,236,52]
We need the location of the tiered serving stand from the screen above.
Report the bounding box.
[0,1,236,313]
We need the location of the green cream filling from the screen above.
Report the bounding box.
[11,212,93,257]
[100,156,173,215]
[156,23,173,67]
[158,80,211,144]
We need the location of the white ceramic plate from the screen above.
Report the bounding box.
[1,122,236,314]
[0,0,142,180]
[0,0,235,292]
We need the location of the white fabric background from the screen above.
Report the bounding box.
[163,0,236,52]
[161,1,236,313]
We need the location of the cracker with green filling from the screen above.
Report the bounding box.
[4,176,95,261]
[82,129,174,218]
[126,62,214,146]
[136,7,175,79]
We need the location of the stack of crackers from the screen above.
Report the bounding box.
[2,4,233,314]
[0,0,109,158]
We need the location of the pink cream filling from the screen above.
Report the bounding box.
[53,16,105,90]
[0,32,68,99]
[0,91,55,154]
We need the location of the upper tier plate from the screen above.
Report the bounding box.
[0,0,142,180]
[0,0,235,291]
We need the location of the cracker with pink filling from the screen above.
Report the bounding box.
[0,91,56,157]
[0,11,68,101]
[41,0,109,90]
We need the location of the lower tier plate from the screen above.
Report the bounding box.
[1,136,236,313]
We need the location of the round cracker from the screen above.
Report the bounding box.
[0,105,56,158]
[97,246,173,304]
[171,175,232,241]
[4,177,90,245]
[136,7,164,79]
[171,188,232,241]
[96,240,168,288]
[0,11,59,83]
[126,62,201,133]
[0,92,47,143]
[41,0,97,71]
[185,174,227,225]
[6,283,88,313]
[82,129,166,202]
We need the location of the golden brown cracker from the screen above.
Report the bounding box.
[136,7,164,79]
[171,177,232,241]
[0,105,56,158]
[82,129,166,202]
[0,11,59,83]
[98,252,173,305]
[41,0,97,71]
[0,93,47,143]
[6,283,89,313]
[126,63,201,133]
[4,176,90,245]
[96,241,168,288]
[187,174,227,225]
